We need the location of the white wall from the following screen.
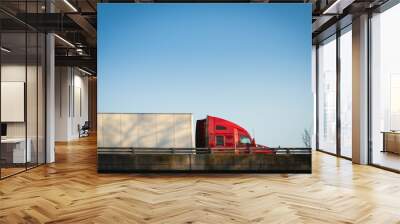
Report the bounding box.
[1,66,26,136]
[55,67,69,141]
[1,65,37,138]
[72,73,89,138]
[55,67,89,141]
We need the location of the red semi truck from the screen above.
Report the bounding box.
[196,116,273,154]
[98,113,273,154]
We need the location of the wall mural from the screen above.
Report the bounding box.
[97,3,312,173]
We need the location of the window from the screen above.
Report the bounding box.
[390,75,400,130]
[318,35,337,154]
[340,27,352,158]
[216,125,227,130]
[216,136,225,146]
[240,136,251,144]
[371,3,400,171]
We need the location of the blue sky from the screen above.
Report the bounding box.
[98,3,312,147]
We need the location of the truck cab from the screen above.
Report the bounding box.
[207,116,253,148]
[196,116,270,153]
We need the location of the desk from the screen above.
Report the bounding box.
[1,138,31,163]
[382,132,400,154]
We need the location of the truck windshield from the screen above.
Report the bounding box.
[240,136,251,144]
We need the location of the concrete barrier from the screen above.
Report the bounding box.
[97,150,311,173]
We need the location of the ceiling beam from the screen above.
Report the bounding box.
[67,13,96,36]
[55,55,96,73]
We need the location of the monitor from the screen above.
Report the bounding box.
[1,123,7,137]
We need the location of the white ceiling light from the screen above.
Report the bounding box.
[1,47,11,53]
[78,67,93,76]
[76,48,84,55]
[323,0,355,15]
[54,34,75,48]
[63,0,78,12]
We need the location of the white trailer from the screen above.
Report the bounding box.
[97,113,195,148]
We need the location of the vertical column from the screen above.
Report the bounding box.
[46,1,55,163]
[46,33,55,163]
[352,14,369,164]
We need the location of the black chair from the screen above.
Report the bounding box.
[79,121,90,138]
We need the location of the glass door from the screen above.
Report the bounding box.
[0,1,47,179]
[1,30,28,178]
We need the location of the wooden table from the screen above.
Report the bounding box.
[382,131,400,154]
[1,138,32,164]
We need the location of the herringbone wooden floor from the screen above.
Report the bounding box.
[1,135,400,224]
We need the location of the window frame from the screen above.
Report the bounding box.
[315,23,353,161]
[215,125,227,131]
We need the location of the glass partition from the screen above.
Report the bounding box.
[0,1,46,179]
[0,31,28,177]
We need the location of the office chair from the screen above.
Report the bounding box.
[79,121,90,138]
